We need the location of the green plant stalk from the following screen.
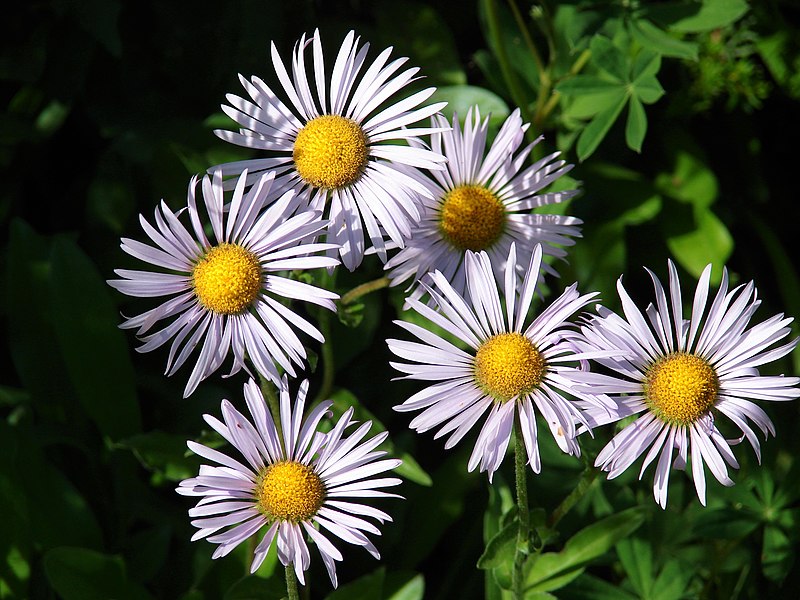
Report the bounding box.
[547,466,598,529]
[314,307,336,403]
[286,564,300,600]
[512,413,531,598]
[483,0,537,136]
[339,276,391,306]
[259,376,283,444]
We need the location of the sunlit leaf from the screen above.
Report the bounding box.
[589,36,627,81]
[576,92,627,161]
[625,95,647,152]
[647,0,749,33]
[427,85,510,129]
[664,205,733,281]
[628,19,698,60]
[525,507,646,592]
[477,520,517,570]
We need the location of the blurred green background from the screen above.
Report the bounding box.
[3,1,800,598]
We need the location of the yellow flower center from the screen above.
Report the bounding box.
[474,333,545,402]
[191,243,261,315]
[439,185,506,251]
[292,115,369,189]
[256,461,326,522]
[645,352,719,425]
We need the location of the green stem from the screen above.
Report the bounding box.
[483,0,537,137]
[259,376,283,444]
[314,308,336,403]
[507,0,546,81]
[339,276,390,306]
[285,564,300,600]
[513,413,531,599]
[547,467,598,529]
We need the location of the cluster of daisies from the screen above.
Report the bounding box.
[108,30,799,589]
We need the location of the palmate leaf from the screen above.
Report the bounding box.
[625,95,647,153]
[576,92,627,161]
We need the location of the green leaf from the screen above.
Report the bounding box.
[427,85,510,128]
[655,151,719,209]
[629,19,698,60]
[44,547,152,600]
[384,571,425,600]
[117,431,202,482]
[557,573,639,600]
[478,520,518,569]
[648,0,749,33]
[394,451,433,487]
[664,205,733,281]
[556,75,625,95]
[326,567,384,600]
[6,220,76,413]
[0,418,104,557]
[625,95,647,153]
[50,237,141,440]
[589,36,627,81]
[616,537,653,597]
[525,507,646,592]
[576,92,628,161]
[632,75,665,104]
[693,508,760,539]
[651,559,695,600]
[631,50,662,81]
[762,525,794,583]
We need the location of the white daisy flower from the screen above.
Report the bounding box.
[213,29,448,271]
[388,243,604,480]
[108,170,339,397]
[384,107,582,304]
[573,261,800,508]
[177,377,402,588]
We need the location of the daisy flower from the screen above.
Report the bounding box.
[385,107,581,304]
[388,243,604,480]
[213,29,447,270]
[573,261,800,508]
[177,377,402,587]
[108,170,339,397]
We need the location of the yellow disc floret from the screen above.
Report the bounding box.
[256,460,326,522]
[292,115,369,189]
[439,185,506,251]
[474,332,546,402]
[645,352,719,425]
[192,243,261,315]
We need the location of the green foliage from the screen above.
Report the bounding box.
[2,0,799,599]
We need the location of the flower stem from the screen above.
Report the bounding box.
[512,412,530,599]
[547,466,598,529]
[315,308,335,403]
[339,276,390,306]
[285,564,300,600]
[259,376,283,444]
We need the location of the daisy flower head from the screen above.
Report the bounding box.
[574,261,800,508]
[385,107,582,305]
[108,170,339,397]
[213,29,448,270]
[177,377,402,587]
[388,243,603,480]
